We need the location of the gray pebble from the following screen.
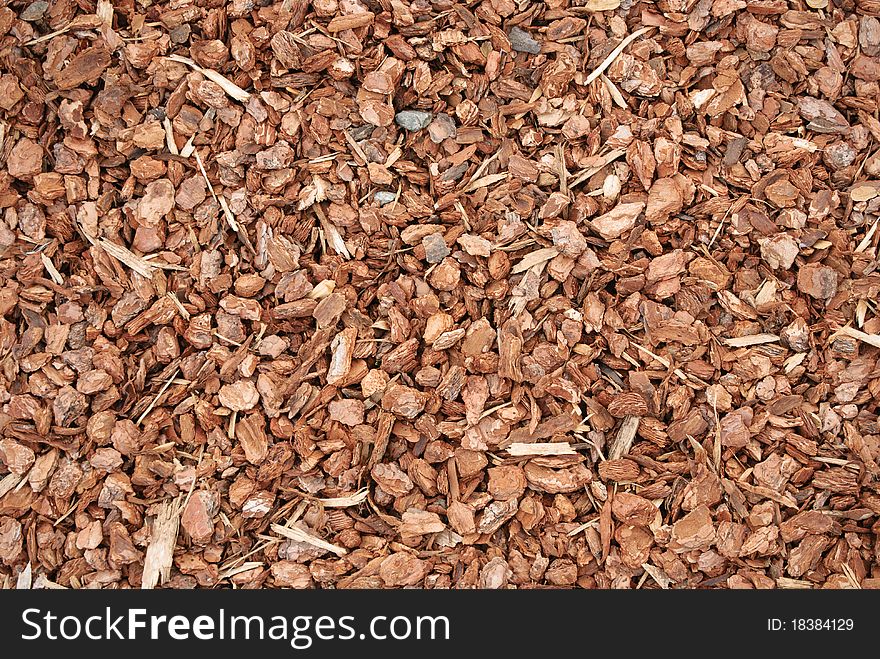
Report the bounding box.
[440,162,469,183]
[395,110,433,132]
[21,1,48,21]
[349,124,374,141]
[823,141,856,171]
[422,233,450,264]
[374,191,397,205]
[508,26,541,54]
[170,24,192,44]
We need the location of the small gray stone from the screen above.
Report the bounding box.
[422,233,450,264]
[440,162,469,182]
[395,110,433,132]
[170,24,192,44]
[508,26,541,54]
[21,1,48,21]
[374,191,397,205]
[823,141,856,171]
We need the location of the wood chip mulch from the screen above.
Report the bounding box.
[1,0,880,590]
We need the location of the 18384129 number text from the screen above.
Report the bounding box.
[768,619,854,632]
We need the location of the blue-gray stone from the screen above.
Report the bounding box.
[422,233,450,264]
[395,110,433,132]
[509,26,541,54]
[21,1,48,21]
[374,191,397,205]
